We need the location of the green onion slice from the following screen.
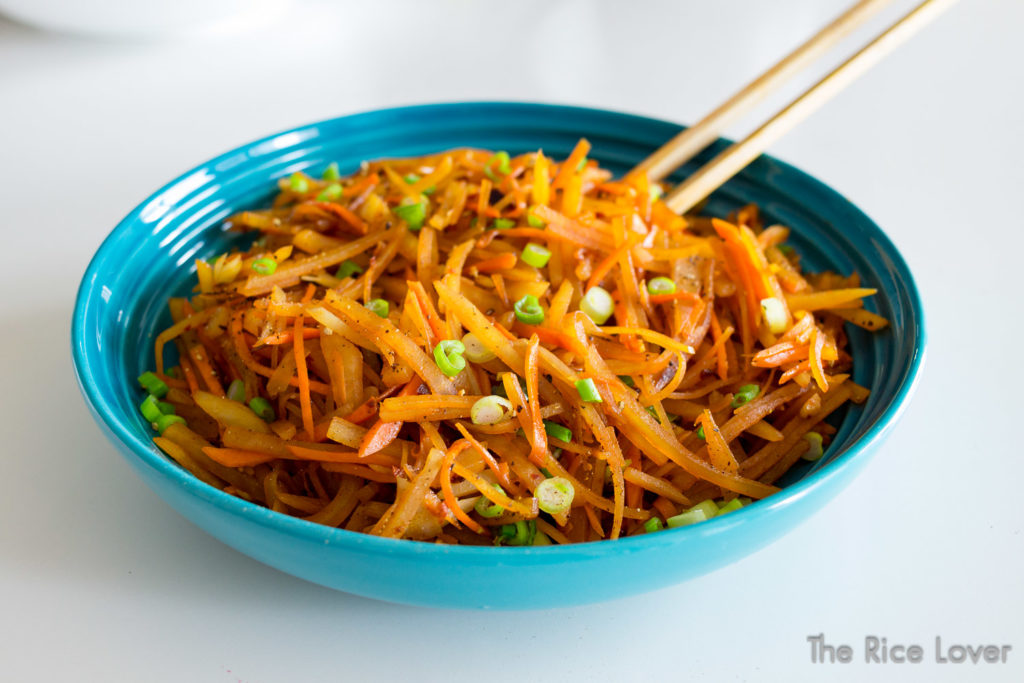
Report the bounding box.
[251,257,277,276]
[575,378,603,403]
[666,500,719,528]
[521,243,551,268]
[731,384,760,408]
[335,259,363,279]
[288,172,309,193]
[138,371,169,398]
[474,484,505,518]
[535,477,574,514]
[646,276,677,296]
[248,397,276,422]
[471,395,514,425]
[365,299,389,318]
[543,420,572,443]
[393,197,428,231]
[580,286,613,325]
[433,340,466,377]
[513,295,545,325]
[226,379,246,403]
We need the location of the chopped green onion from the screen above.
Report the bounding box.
[393,197,428,231]
[157,401,175,415]
[696,425,705,440]
[544,420,572,443]
[474,484,505,518]
[317,183,343,202]
[484,151,511,180]
[732,384,760,408]
[575,156,587,172]
[140,395,162,423]
[514,294,545,325]
[643,517,664,533]
[535,477,574,514]
[527,213,546,228]
[667,500,719,528]
[539,467,553,478]
[717,498,745,515]
[471,395,514,425]
[226,379,246,403]
[778,244,795,256]
[461,332,496,363]
[248,397,275,422]
[532,531,553,545]
[575,378,602,403]
[288,172,309,193]
[322,162,340,181]
[433,340,466,377]
[496,519,536,546]
[619,375,636,388]
[154,414,186,434]
[802,432,824,461]
[251,257,277,276]
[760,297,787,334]
[649,184,664,201]
[646,276,677,296]
[520,243,551,268]
[365,299,389,318]
[493,218,515,230]
[580,286,613,325]
[138,371,168,398]
[335,259,363,279]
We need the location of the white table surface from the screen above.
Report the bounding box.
[2,1,1021,681]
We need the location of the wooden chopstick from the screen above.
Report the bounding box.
[644,0,956,216]
[632,0,893,184]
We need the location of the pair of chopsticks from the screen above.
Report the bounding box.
[631,0,956,215]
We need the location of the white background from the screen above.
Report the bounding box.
[2,1,1022,681]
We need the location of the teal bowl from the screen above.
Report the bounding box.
[71,102,925,609]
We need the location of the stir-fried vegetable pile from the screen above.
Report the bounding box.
[139,140,885,544]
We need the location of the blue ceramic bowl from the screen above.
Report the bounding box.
[72,102,925,609]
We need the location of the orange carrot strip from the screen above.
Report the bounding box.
[407,280,447,343]
[586,232,641,291]
[524,334,547,465]
[550,138,590,190]
[697,409,739,474]
[202,447,275,468]
[779,360,812,384]
[357,377,422,457]
[649,291,702,305]
[471,252,518,274]
[255,328,321,346]
[440,440,485,533]
[809,325,829,392]
[709,310,728,381]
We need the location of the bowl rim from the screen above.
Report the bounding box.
[71,101,927,559]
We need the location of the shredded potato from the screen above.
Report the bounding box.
[141,144,882,544]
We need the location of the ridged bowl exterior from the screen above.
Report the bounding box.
[72,103,925,609]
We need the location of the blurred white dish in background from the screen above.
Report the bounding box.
[0,0,286,38]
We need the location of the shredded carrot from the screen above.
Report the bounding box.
[143,147,883,545]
